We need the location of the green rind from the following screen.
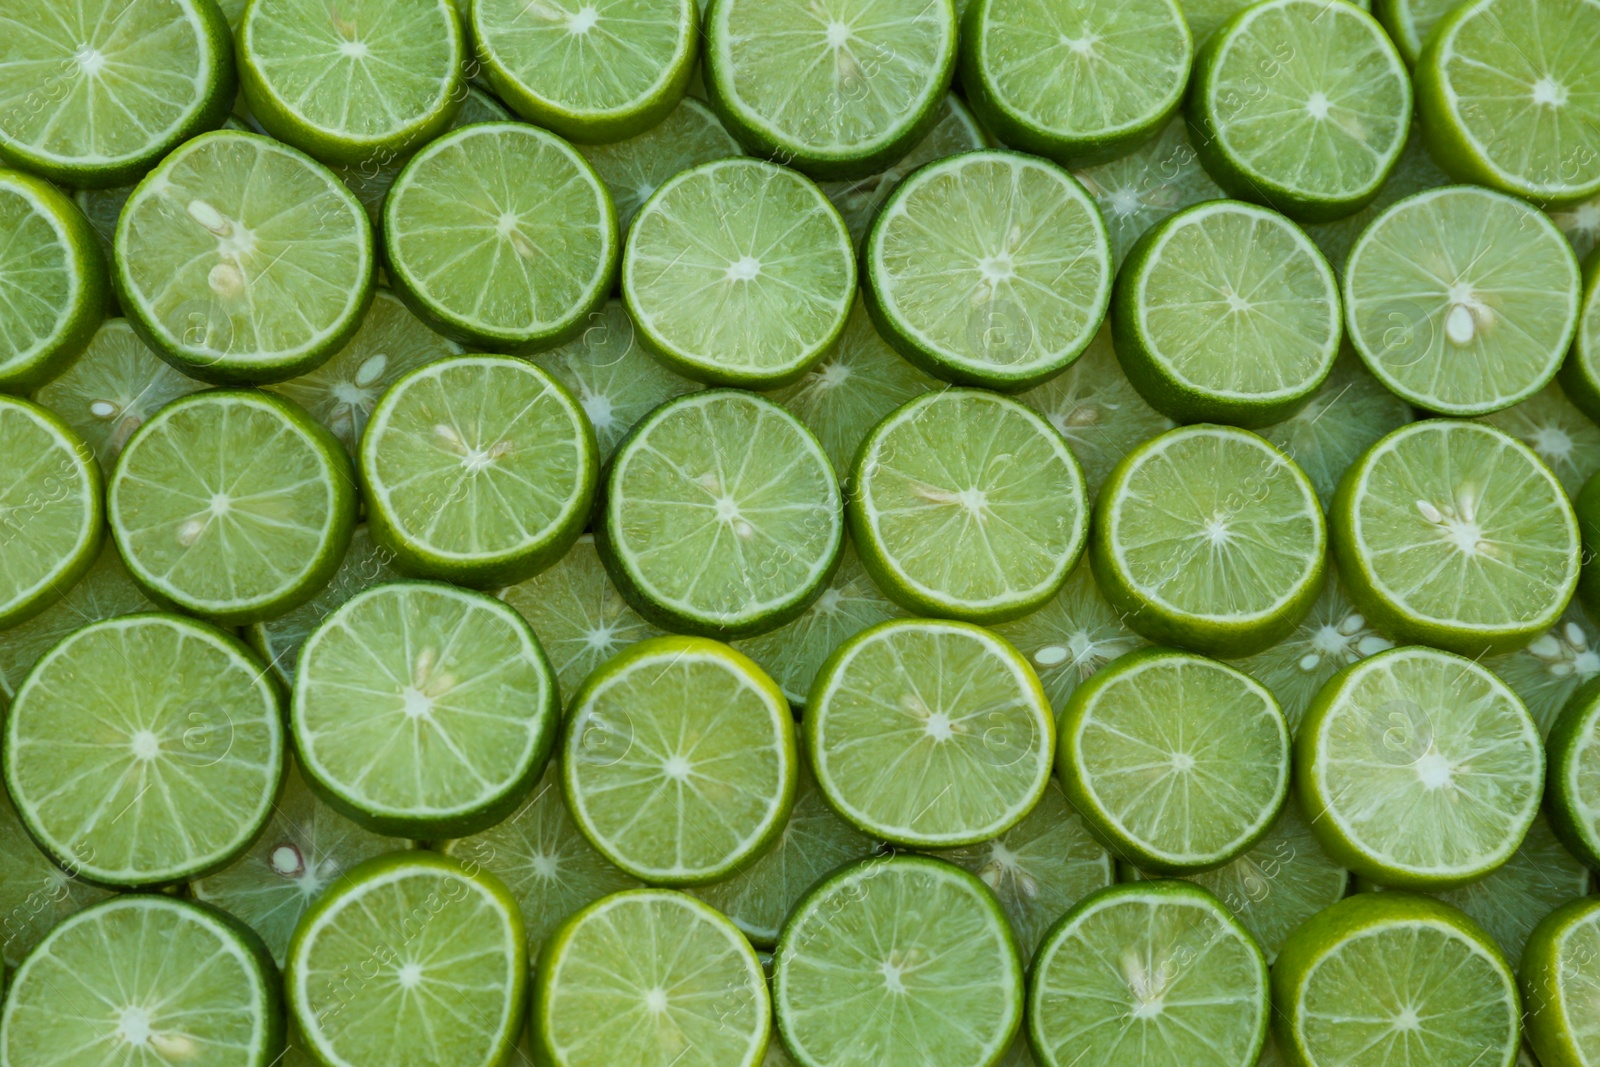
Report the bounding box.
[1560,247,1600,425]
[1546,676,1600,869]
[1520,897,1600,1067]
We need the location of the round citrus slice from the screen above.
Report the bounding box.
[1547,677,1600,869]
[576,97,743,232]
[1522,896,1600,1067]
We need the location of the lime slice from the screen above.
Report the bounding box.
[1061,647,1291,874]
[293,581,558,838]
[562,635,796,884]
[0,169,108,392]
[3,613,283,885]
[1561,253,1600,424]
[1487,604,1600,739]
[1478,383,1600,498]
[0,784,112,969]
[239,0,465,166]
[359,354,597,587]
[1273,892,1521,1067]
[190,760,408,967]
[1302,130,1452,275]
[287,851,525,1067]
[0,895,282,1066]
[1229,570,1394,734]
[849,389,1088,623]
[764,297,936,482]
[932,777,1113,963]
[0,396,102,629]
[1331,420,1580,656]
[1190,0,1411,223]
[732,541,905,707]
[1017,324,1174,500]
[1547,678,1600,869]
[1417,0,1600,206]
[537,888,769,1067]
[1092,424,1326,657]
[1374,0,1458,65]
[33,318,205,476]
[622,157,854,388]
[1180,0,1371,44]
[383,122,617,352]
[864,149,1112,390]
[961,0,1192,166]
[1297,645,1545,889]
[818,94,986,245]
[703,0,958,180]
[806,618,1055,848]
[472,0,696,142]
[1071,116,1225,268]
[1524,897,1600,1067]
[264,289,461,459]
[692,754,879,947]
[598,390,843,639]
[439,764,641,958]
[0,0,236,187]
[990,559,1146,719]
[531,299,703,461]
[1345,187,1580,416]
[1029,881,1270,1067]
[1112,199,1341,427]
[108,389,356,625]
[576,97,743,232]
[1259,351,1415,511]
[774,856,1023,1067]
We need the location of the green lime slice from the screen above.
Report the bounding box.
[472,0,696,142]
[1190,0,1411,223]
[0,895,282,1066]
[1486,604,1600,739]
[703,0,958,179]
[264,289,461,459]
[239,0,465,165]
[1273,892,1521,1067]
[1374,0,1458,65]
[108,389,356,625]
[0,784,112,969]
[1331,420,1580,656]
[1060,647,1291,874]
[622,157,854,388]
[1417,0,1600,206]
[359,354,597,588]
[576,97,743,232]
[864,149,1112,390]
[1017,324,1174,501]
[537,888,770,1067]
[0,169,107,392]
[932,777,1114,963]
[1029,881,1269,1067]
[1302,131,1452,275]
[1547,678,1600,869]
[1345,187,1580,416]
[806,618,1055,848]
[1561,252,1600,424]
[774,856,1023,1067]
[114,130,375,385]
[849,389,1088,623]
[292,581,558,838]
[439,764,642,958]
[1113,199,1341,427]
[0,0,236,188]
[1228,569,1394,734]
[383,122,617,352]
[598,390,844,639]
[562,635,796,884]
[732,541,905,707]
[692,754,879,947]
[1297,645,1545,889]
[1259,351,1415,511]
[1092,424,1326,657]
[990,558,1146,719]
[190,759,408,967]
[764,296,937,482]
[0,396,102,629]
[4,613,283,885]
[961,0,1192,166]
[1524,897,1600,1067]
[818,94,986,245]
[1071,116,1225,268]
[531,299,702,461]
[1180,0,1370,44]
[287,851,526,1067]
[33,318,205,476]
[1478,382,1600,498]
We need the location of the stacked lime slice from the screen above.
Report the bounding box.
[0,785,112,969]
[1485,603,1600,738]
[1479,382,1600,498]
[1546,678,1600,869]
[1071,117,1224,267]
[577,98,743,232]
[1522,897,1600,1067]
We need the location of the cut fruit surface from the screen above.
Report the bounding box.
[1522,896,1600,1067]
[576,97,743,232]
[0,784,112,969]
